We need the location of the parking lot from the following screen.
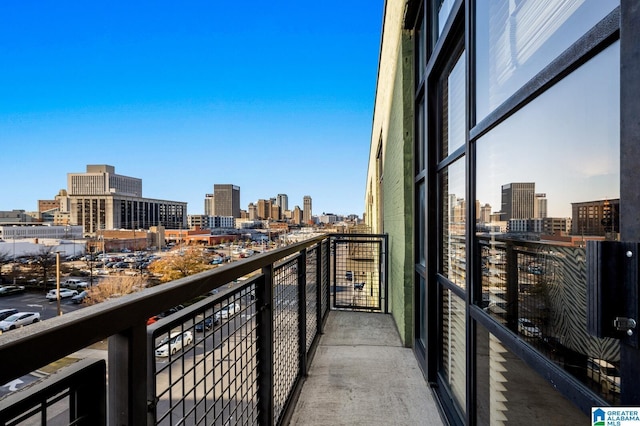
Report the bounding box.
[0,290,87,323]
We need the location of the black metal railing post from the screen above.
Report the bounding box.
[108,321,148,426]
[257,268,274,425]
[298,250,308,376]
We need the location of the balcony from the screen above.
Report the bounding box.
[0,234,443,425]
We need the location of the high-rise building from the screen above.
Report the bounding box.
[68,164,142,197]
[257,199,272,220]
[292,206,302,225]
[501,182,535,220]
[571,199,619,236]
[65,165,187,234]
[534,193,547,218]
[303,196,312,223]
[271,204,281,220]
[204,194,215,216]
[213,184,240,218]
[248,203,257,220]
[276,194,288,212]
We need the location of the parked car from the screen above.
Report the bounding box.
[518,318,542,338]
[0,312,40,331]
[155,331,193,357]
[345,271,353,281]
[195,317,214,332]
[62,279,89,290]
[214,303,240,324]
[587,358,621,395]
[0,308,19,321]
[157,305,185,318]
[45,288,78,300]
[71,291,88,304]
[0,285,26,296]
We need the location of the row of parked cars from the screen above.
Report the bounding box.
[153,302,241,357]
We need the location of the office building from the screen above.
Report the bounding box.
[65,165,187,235]
[257,199,271,220]
[366,1,631,424]
[213,184,240,218]
[572,199,620,237]
[276,193,288,212]
[501,182,535,221]
[204,194,215,216]
[303,196,312,224]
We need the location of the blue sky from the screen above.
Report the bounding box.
[0,1,382,216]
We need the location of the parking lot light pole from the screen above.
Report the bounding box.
[56,251,62,316]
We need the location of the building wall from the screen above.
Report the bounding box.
[365,0,413,346]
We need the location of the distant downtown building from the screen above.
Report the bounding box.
[213,184,240,218]
[276,194,288,212]
[303,196,312,223]
[64,165,187,235]
[500,182,535,220]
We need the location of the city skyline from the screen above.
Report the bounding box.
[0,1,382,217]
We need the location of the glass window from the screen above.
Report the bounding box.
[442,289,466,413]
[416,97,425,173]
[438,0,456,38]
[440,159,466,288]
[476,323,589,424]
[440,52,465,160]
[475,0,618,122]
[418,275,427,347]
[475,42,620,403]
[418,181,426,266]
[417,16,426,84]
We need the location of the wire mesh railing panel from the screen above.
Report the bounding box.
[305,246,318,352]
[321,240,329,318]
[272,259,300,424]
[151,283,258,426]
[333,238,383,311]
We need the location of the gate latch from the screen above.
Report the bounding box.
[614,317,637,336]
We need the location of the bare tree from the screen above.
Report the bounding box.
[27,246,57,288]
[0,250,13,284]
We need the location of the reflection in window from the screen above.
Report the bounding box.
[418,181,426,266]
[476,324,588,424]
[475,0,617,121]
[475,43,620,403]
[441,52,465,160]
[438,0,456,37]
[442,289,466,413]
[440,159,466,288]
[418,275,426,348]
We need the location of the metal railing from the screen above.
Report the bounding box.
[0,234,387,425]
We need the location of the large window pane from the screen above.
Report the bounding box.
[440,159,466,288]
[442,289,466,413]
[475,0,617,122]
[418,181,426,266]
[476,323,588,424]
[475,42,620,403]
[440,52,465,160]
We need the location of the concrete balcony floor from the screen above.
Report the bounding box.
[290,311,445,426]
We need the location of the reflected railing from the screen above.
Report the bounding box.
[0,233,387,425]
[478,235,620,403]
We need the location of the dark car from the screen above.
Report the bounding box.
[195,317,214,332]
[0,285,26,296]
[71,291,88,304]
[0,308,19,321]
[157,305,185,318]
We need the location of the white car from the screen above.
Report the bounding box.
[587,358,621,394]
[155,331,193,357]
[518,318,541,338]
[46,288,79,300]
[0,312,40,331]
[214,303,240,324]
